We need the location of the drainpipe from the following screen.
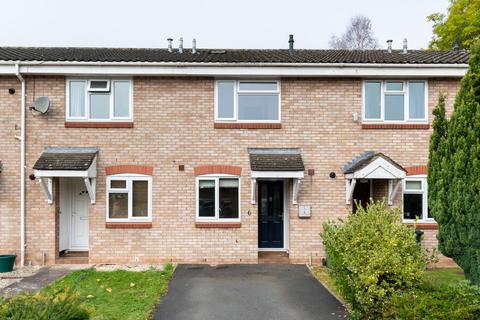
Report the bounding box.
[15,63,26,267]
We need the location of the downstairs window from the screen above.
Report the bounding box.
[196,176,240,221]
[107,175,152,222]
[403,176,432,221]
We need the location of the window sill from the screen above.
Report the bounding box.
[195,222,241,228]
[65,122,134,128]
[362,123,430,129]
[106,222,152,229]
[404,222,438,230]
[214,123,282,129]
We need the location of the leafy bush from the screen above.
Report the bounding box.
[383,281,480,320]
[0,288,89,320]
[321,201,428,319]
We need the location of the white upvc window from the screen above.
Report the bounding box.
[215,80,281,122]
[403,176,432,222]
[363,80,428,123]
[106,174,152,222]
[196,175,241,221]
[66,79,133,121]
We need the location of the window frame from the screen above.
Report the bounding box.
[362,80,428,124]
[195,174,241,222]
[66,78,133,122]
[402,175,432,222]
[214,79,281,123]
[106,174,152,222]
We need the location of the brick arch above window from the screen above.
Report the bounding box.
[405,165,428,176]
[105,165,153,176]
[194,165,242,176]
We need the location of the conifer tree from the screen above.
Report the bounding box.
[430,43,480,284]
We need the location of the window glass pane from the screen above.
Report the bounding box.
[403,193,423,220]
[217,81,235,119]
[69,81,85,117]
[385,95,405,120]
[199,180,215,217]
[364,82,381,119]
[90,80,109,90]
[110,180,126,189]
[386,81,404,91]
[109,193,128,219]
[219,179,239,219]
[238,95,279,121]
[239,82,277,91]
[132,180,148,217]
[113,81,130,118]
[405,180,422,190]
[409,82,425,119]
[90,94,110,119]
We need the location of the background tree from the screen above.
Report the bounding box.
[429,43,480,284]
[428,0,480,50]
[329,15,379,49]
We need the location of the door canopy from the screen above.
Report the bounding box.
[33,147,98,204]
[342,151,406,205]
[248,148,305,205]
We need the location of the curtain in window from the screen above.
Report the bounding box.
[409,82,425,119]
[364,82,381,119]
[69,81,85,117]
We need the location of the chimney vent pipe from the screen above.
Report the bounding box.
[167,38,173,52]
[387,40,393,53]
[192,38,197,54]
[178,37,184,53]
[402,38,408,54]
[288,34,294,54]
[453,43,460,52]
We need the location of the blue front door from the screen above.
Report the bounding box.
[258,180,284,249]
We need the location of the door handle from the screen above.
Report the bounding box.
[79,217,88,221]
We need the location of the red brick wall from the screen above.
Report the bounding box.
[0,75,461,265]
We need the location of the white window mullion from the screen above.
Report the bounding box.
[215,177,220,219]
[128,178,133,220]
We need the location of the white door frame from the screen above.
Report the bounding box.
[59,178,89,252]
[257,178,289,252]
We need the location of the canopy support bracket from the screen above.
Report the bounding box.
[388,179,402,205]
[345,178,357,204]
[38,177,53,204]
[84,177,96,204]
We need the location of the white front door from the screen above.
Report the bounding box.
[69,179,89,251]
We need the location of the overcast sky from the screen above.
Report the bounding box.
[2,0,449,50]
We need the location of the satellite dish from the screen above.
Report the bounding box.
[31,97,50,115]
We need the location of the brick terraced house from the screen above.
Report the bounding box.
[0,38,469,266]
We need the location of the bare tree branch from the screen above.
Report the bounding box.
[329,15,379,49]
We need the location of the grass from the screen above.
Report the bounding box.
[43,264,174,320]
[424,267,465,286]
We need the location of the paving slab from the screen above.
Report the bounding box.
[154,264,347,320]
[0,265,86,297]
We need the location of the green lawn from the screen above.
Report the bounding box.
[44,264,174,320]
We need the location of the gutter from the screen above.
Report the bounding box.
[14,63,26,268]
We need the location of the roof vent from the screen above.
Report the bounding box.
[167,38,173,52]
[288,34,295,54]
[178,37,184,53]
[402,38,408,54]
[209,49,226,54]
[453,43,460,52]
[387,40,393,53]
[192,38,197,54]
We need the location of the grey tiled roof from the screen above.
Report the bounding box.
[342,151,405,174]
[0,47,469,64]
[248,148,305,171]
[33,147,98,171]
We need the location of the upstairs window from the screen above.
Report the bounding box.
[363,80,427,123]
[67,79,132,121]
[215,80,280,122]
[403,177,432,221]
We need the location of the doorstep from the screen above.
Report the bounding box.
[258,252,291,264]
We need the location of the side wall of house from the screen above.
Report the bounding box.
[12,76,460,265]
[0,77,21,257]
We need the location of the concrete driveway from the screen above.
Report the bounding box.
[154,264,347,320]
